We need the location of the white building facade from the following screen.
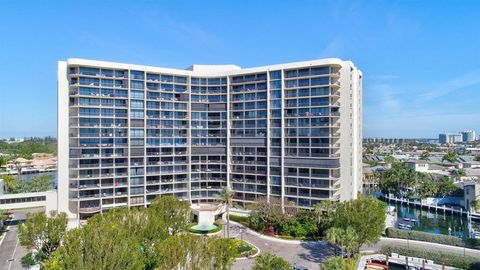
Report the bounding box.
[58,58,362,219]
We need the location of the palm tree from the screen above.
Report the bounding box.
[218,186,234,238]
[2,175,18,193]
[325,227,343,256]
[342,227,359,257]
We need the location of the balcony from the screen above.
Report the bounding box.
[78,206,101,213]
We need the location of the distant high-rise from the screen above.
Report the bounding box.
[57,58,362,219]
[439,133,462,144]
[461,130,476,142]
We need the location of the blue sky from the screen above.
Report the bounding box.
[1,0,479,138]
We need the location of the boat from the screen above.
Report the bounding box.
[366,262,388,270]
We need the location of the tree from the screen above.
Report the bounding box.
[326,227,343,256]
[251,197,285,229]
[252,252,291,270]
[218,186,235,237]
[92,207,169,269]
[436,176,457,197]
[472,200,480,213]
[2,174,18,193]
[416,175,437,199]
[450,169,466,180]
[155,234,238,270]
[0,156,9,167]
[147,195,191,235]
[474,156,480,162]
[420,151,430,161]
[28,175,54,192]
[384,155,396,165]
[331,196,385,248]
[45,216,144,270]
[325,226,359,258]
[320,257,346,270]
[442,151,458,163]
[314,200,335,233]
[0,209,7,227]
[18,211,67,265]
[379,162,418,196]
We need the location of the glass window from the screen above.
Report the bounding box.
[79,67,99,76]
[175,76,187,84]
[130,80,144,89]
[311,87,329,96]
[146,73,160,81]
[270,90,282,99]
[79,77,99,86]
[130,70,144,80]
[130,90,144,99]
[311,77,330,86]
[270,71,281,80]
[270,80,281,89]
[299,89,310,97]
[285,70,297,78]
[161,75,173,82]
[298,68,310,77]
[130,100,144,108]
[311,67,330,75]
[101,69,114,77]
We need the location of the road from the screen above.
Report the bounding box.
[229,221,480,270]
[0,208,44,270]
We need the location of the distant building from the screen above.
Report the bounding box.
[438,133,462,144]
[464,182,480,213]
[461,130,476,142]
[405,160,429,173]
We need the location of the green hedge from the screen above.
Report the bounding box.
[229,215,249,224]
[385,228,480,249]
[380,245,480,270]
[385,228,464,246]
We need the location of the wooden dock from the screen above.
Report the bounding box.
[378,194,480,221]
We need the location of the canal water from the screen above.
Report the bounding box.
[387,201,480,239]
[15,171,58,187]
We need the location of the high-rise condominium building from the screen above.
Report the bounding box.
[461,130,476,142]
[58,58,362,219]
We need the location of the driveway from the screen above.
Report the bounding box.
[229,222,334,270]
[0,207,44,270]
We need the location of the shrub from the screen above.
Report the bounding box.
[253,252,291,270]
[232,239,257,257]
[385,228,464,247]
[20,252,37,267]
[320,256,358,270]
[465,238,480,249]
[380,245,480,270]
[229,214,250,226]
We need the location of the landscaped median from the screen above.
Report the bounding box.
[380,245,480,270]
[187,222,222,234]
[385,227,480,249]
